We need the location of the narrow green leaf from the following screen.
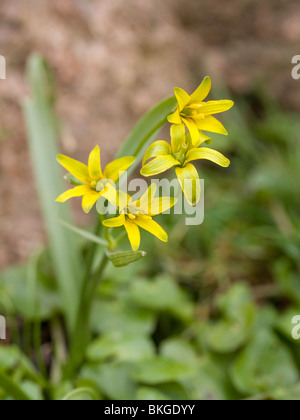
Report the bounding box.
[115,96,177,175]
[64,173,84,186]
[0,370,31,401]
[23,54,83,334]
[62,387,99,401]
[107,250,147,268]
[59,220,108,247]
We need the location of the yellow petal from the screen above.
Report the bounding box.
[185,147,230,167]
[57,154,90,184]
[174,87,190,111]
[124,219,141,251]
[190,76,212,103]
[142,141,171,166]
[130,184,157,213]
[135,216,168,243]
[88,145,103,180]
[102,214,125,227]
[82,192,102,214]
[182,118,200,145]
[199,131,212,144]
[141,155,179,177]
[104,156,135,182]
[176,164,201,206]
[100,183,119,207]
[171,123,186,154]
[197,100,234,115]
[148,197,177,216]
[101,185,130,212]
[193,131,212,148]
[167,110,182,125]
[56,185,92,203]
[196,116,228,135]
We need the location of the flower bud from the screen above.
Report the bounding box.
[107,250,147,267]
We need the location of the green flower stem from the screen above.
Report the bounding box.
[84,219,103,276]
[66,221,110,378]
[115,230,127,246]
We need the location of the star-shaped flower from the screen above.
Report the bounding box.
[168,76,234,145]
[102,185,177,251]
[141,126,230,206]
[56,146,135,213]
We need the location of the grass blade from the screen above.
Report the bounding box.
[0,370,31,400]
[59,220,108,247]
[23,55,83,334]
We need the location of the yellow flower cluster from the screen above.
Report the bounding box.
[56,77,233,250]
[141,77,233,206]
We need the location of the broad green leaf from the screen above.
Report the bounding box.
[271,383,300,401]
[0,265,60,321]
[136,387,170,401]
[133,357,195,385]
[156,383,190,400]
[184,356,235,401]
[23,54,83,334]
[230,330,299,395]
[254,306,278,330]
[160,337,199,367]
[115,97,177,175]
[195,283,256,354]
[62,387,99,401]
[91,300,155,335]
[276,308,300,345]
[20,381,43,401]
[200,319,254,354]
[0,345,41,380]
[129,275,194,322]
[0,346,24,371]
[216,283,255,321]
[273,259,300,305]
[80,362,137,400]
[87,332,155,363]
[191,357,237,401]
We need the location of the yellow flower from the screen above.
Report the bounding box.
[168,76,234,145]
[56,146,135,214]
[141,125,230,206]
[102,185,177,251]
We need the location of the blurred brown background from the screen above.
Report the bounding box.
[0,0,299,269]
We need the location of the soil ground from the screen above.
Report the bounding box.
[0,0,299,268]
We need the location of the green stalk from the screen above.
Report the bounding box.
[64,95,176,378]
[65,221,109,378]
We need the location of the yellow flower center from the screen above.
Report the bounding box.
[174,142,189,167]
[127,213,136,220]
[90,180,97,189]
[182,106,205,120]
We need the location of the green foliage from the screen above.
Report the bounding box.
[23,55,83,333]
[1,60,300,400]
